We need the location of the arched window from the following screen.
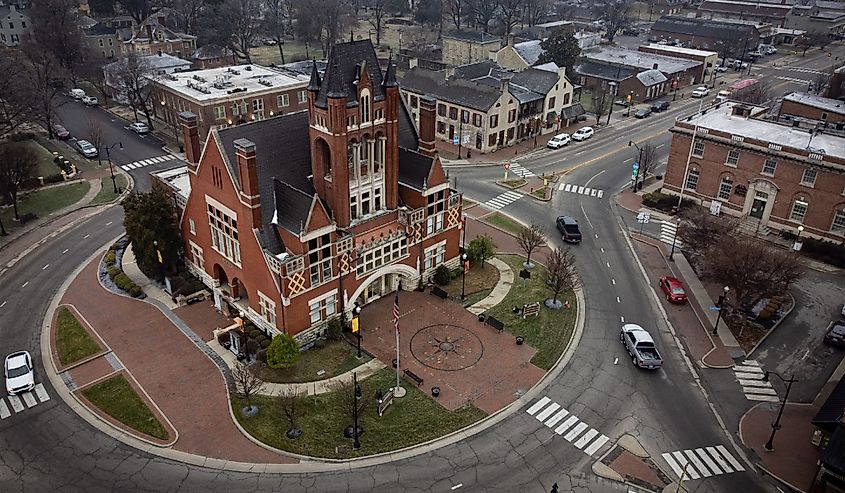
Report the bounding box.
[360,89,371,123]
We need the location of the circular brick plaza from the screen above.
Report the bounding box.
[410,324,484,371]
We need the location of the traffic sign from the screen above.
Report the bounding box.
[632,162,640,170]
[453,136,459,145]
[503,162,511,170]
[708,305,721,311]
[636,212,651,224]
[462,135,470,144]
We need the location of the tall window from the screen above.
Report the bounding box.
[473,114,481,126]
[232,101,247,116]
[831,210,845,234]
[356,237,408,275]
[692,141,705,157]
[214,106,226,120]
[438,104,446,116]
[207,203,240,266]
[426,190,447,235]
[684,169,700,191]
[490,115,499,128]
[189,242,204,270]
[360,89,371,123]
[424,243,446,270]
[258,291,276,326]
[461,109,469,123]
[298,90,307,103]
[252,98,264,120]
[725,149,739,166]
[277,94,289,107]
[308,234,332,286]
[309,294,337,324]
[449,107,458,120]
[508,109,517,123]
[790,199,808,223]
[801,168,817,187]
[718,176,733,200]
[762,159,777,176]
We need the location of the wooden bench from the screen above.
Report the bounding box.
[522,302,540,319]
[484,315,505,333]
[430,286,449,300]
[403,369,424,387]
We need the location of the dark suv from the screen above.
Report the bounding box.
[556,216,582,243]
[651,101,670,112]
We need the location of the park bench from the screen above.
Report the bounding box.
[430,286,449,300]
[403,369,424,387]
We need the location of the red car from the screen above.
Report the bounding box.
[659,276,688,304]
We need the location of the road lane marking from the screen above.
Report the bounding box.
[584,170,605,187]
[62,248,69,254]
[0,400,9,419]
[536,402,561,421]
[705,447,733,473]
[42,264,49,270]
[611,278,616,285]
[574,429,599,449]
[620,316,624,322]
[526,396,551,415]
[656,144,665,149]
[21,281,28,288]
[563,422,589,441]
[606,262,611,268]
[716,445,744,471]
[695,448,722,474]
[0,301,6,308]
[684,449,712,477]
[544,409,569,427]
[451,484,463,490]
[555,416,579,435]
[584,435,609,455]
[8,395,23,413]
[83,234,90,239]
[22,392,37,408]
[671,451,700,479]
[616,297,621,303]
[662,453,684,478]
[35,383,50,402]
[105,221,113,226]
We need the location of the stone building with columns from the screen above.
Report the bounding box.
[176,39,463,344]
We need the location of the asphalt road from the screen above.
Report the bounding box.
[0,45,841,492]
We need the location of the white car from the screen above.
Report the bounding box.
[571,127,594,141]
[691,86,710,98]
[547,133,571,149]
[128,122,149,134]
[69,88,85,99]
[5,351,35,395]
[715,66,728,73]
[82,96,99,106]
[76,139,99,158]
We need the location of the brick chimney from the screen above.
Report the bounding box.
[418,95,437,157]
[179,111,201,171]
[234,138,262,227]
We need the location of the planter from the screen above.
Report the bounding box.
[516,336,525,345]
[431,386,441,398]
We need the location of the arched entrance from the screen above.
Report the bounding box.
[744,179,779,223]
[347,263,418,313]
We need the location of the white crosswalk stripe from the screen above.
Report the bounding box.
[481,190,522,211]
[787,67,823,74]
[35,383,50,403]
[659,221,682,249]
[22,392,37,408]
[661,445,745,481]
[558,182,605,199]
[8,395,23,413]
[508,163,535,178]
[119,155,175,172]
[0,400,9,419]
[733,360,778,402]
[775,75,811,84]
[525,396,611,458]
[1,385,51,419]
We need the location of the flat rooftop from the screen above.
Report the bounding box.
[586,46,701,73]
[154,64,309,102]
[151,165,191,199]
[641,43,718,58]
[686,102,845,161]
[783,92,845,116]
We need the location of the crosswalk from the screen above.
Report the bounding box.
[733,360,778,402]
[0,383,51,420]
[775,75,812,85]
[659,220,683,250]
[119,155,178,171]
[526,396,611,458]
[507,163,535,178]
[558,182,605,199]
[661,445,745,481]
[481,190,523,211]
[782,67,823,75]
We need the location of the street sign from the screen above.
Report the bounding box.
[351,317,359,333]
[503,162,511,170]
[636,212,651,224]
[462,135,470,144]
[453,136,459,145]
[708,305,721,311]
[632,162,640,170]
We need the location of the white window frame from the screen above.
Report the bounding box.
[831,209,845,235]
[692,141,705,157]
[356,236,409,276]
[277,93,289,107]
[252,98,264,112]
[257,290,276,327]
[206,203,240,266]
[762,159,777,176]
[213,106,226,120]
[684,169,700,191]
[789,199,808,223]
[189,241,204,270]
[189,218,196,234]
[801,168,817,187]
[718,176,733,200]
[308,290,338,324]
[725,149,739,166]
[298,90,307,103]
[360,89,371,123]
[307,233,333,287]
[424,241,446,270]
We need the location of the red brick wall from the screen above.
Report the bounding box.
[779,99,845,124]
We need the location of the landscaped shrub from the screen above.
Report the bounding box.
[641,192,693,213]
[107,266,120,279]
[43,174,65,184]
[255,334,267,345]
[266,334,300,369]
[256,349,267,363]
[217,331,231,346]
[260,338,271,349]
[434,265,451,286]
[248,329,261,340]
[246,338,259,356]
[104,251,116,265]
[758,309,772,320]
[325,316,343,341]
[128,285,143,298]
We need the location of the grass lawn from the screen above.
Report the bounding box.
[485,255,576,370]
[461,198,476,207]
[483,212,524,236]
[233,368,486,458]
[531,186,549,199]
[254,340,371,384]
[89,175,129,206]
[440,263,500,303]
[22,140,63,178]
[500,178,527,188]
[55,307,101,366]
[81,374,169,441]
[0,181,90,241]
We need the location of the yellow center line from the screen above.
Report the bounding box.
[554,128,670,177]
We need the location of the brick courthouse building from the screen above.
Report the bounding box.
[177,40,463,343]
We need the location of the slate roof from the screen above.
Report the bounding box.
[575,61,636,81]
[453,60,499,80]
[398,148,433,191]
[398,96,419,151]
[513,40,545,66]
[651,15,758,41]
[399,67,502,112]
[85,22,117,36]
[443,30,502,43]
[315,39,386,108]
[637,69,668,86]
[534,62,560,73]
[511,68,559,96]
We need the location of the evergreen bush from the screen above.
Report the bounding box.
[266,334,300,369]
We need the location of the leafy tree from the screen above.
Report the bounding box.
[544,248,578,307]
[466,234,495,268]
[266,333,300,369]
[596,0,633,44]
[537,29,581,75]
[0,142,37,221]
[517,223,546,268]
[232,361,266,414]
[122,187,183,278]
[414,0,441,26]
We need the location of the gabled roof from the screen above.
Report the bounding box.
[315,39,386,108]
[575,61,636,81]
[84,22,116,36]
[637,69,668,86]
[511,68,559,96]
[271,179,316,237]
[399,67,503,112]
[443,30,502,43]
[513,40,545,66]
[650,15,759,41]
[398,148,434,191]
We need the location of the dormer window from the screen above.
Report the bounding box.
[360,89,371,123]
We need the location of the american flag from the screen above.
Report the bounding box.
[393,288,400,335]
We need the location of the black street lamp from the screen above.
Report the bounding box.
[352,371,362,450]
[460,253,468,301]
[353,304,362,358]
[628,140,643,191]
[668,217,680,261]
[712,286,730,336]
[763,371,798,451]
[153,240,164,282]
[626,91,633,117]
[100,142,123,194]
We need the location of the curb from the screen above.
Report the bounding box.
[746,292,798,358]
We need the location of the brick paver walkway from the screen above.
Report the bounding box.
[61,259,295,463]
[174,300,232,342]
[466,213,553,259]
[359,290,545,414]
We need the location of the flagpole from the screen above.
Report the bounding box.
[393,280,406,398]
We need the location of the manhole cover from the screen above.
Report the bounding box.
[410,324,484,371]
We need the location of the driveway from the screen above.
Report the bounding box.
[752,267,845,403]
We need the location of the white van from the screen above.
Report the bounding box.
[714,90,731,104]
[70,88,86,100]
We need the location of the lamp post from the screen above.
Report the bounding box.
[626,91,633,117]
[628,140,643,191]
[153,240,164,282]
[763,371,798,451]
[102,142,123,194]
[352,304,362,358]
[794,225,805,251]
[712,286,730,335]
[352,371,362,450]
[461,253,468,301]
[668,217,680,261]
[457,115,464,159]
[606,81,617,125]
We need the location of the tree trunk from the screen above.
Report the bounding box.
[0,216,7,235]
[277,40,286,64]
[11,191,19,221]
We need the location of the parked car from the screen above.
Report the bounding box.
[659,276,688,304]
[634,108,652,119]
[651,101,670,112]
[691,86,710,98]
[69,88,85,99]
[547,133,571,149]
[841,303,845,317]
[614,99,632,107]
[5,351,35,395]
[571,127,594,141]
[51,124,70,140]
[82,96,99,106]
[824,320,845,348]
[556,215,582,243]
[620,324,663,369]
[128,122,149,134]
[75,139,98,158]
[715,65,728,73]
[747,51,763,60]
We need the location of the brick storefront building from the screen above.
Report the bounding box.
[664,102,845,242]
[177,40,462,343]
[779,92,845,126]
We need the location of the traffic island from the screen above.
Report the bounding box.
[594,435,672,493]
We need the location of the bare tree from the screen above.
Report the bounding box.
[112,53,155,127]
[597,0,633,43]
[467,0,497,32]
[544,248,579,308]
[677,206,739,258]
[497,0,523,35]
[368,0,387,45]
[29,0,90,83]
[444,0,467,30]
[590,85,613,126]
[313,0,355,55]
[333,377,369,434]
[732,79,774,104]
[21,50,66,140]
[0,142,38,221]
[115,0,169,24]
[263,0,291,64]
[523,0,551,27]
[87,119,104,152]
[224,0,263,62]
[0,47,32,140]
[704,236,803,311]
[712,39,742,66]
[813,71,832,95]
[172,0,222,35]
[517,223,546,268]
[278,387,305,438]
[636,142,658,181]
[232,361,266,413]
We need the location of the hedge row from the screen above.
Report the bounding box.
[104,241,144,298]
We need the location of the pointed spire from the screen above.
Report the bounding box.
[382,54,398,88]
[307,59,321,92]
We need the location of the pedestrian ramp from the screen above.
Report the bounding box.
[0,383,51,420]
[660,445,745,481]
[733,360,778,402]
[525,396,611,458]
[659,221,683,250]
